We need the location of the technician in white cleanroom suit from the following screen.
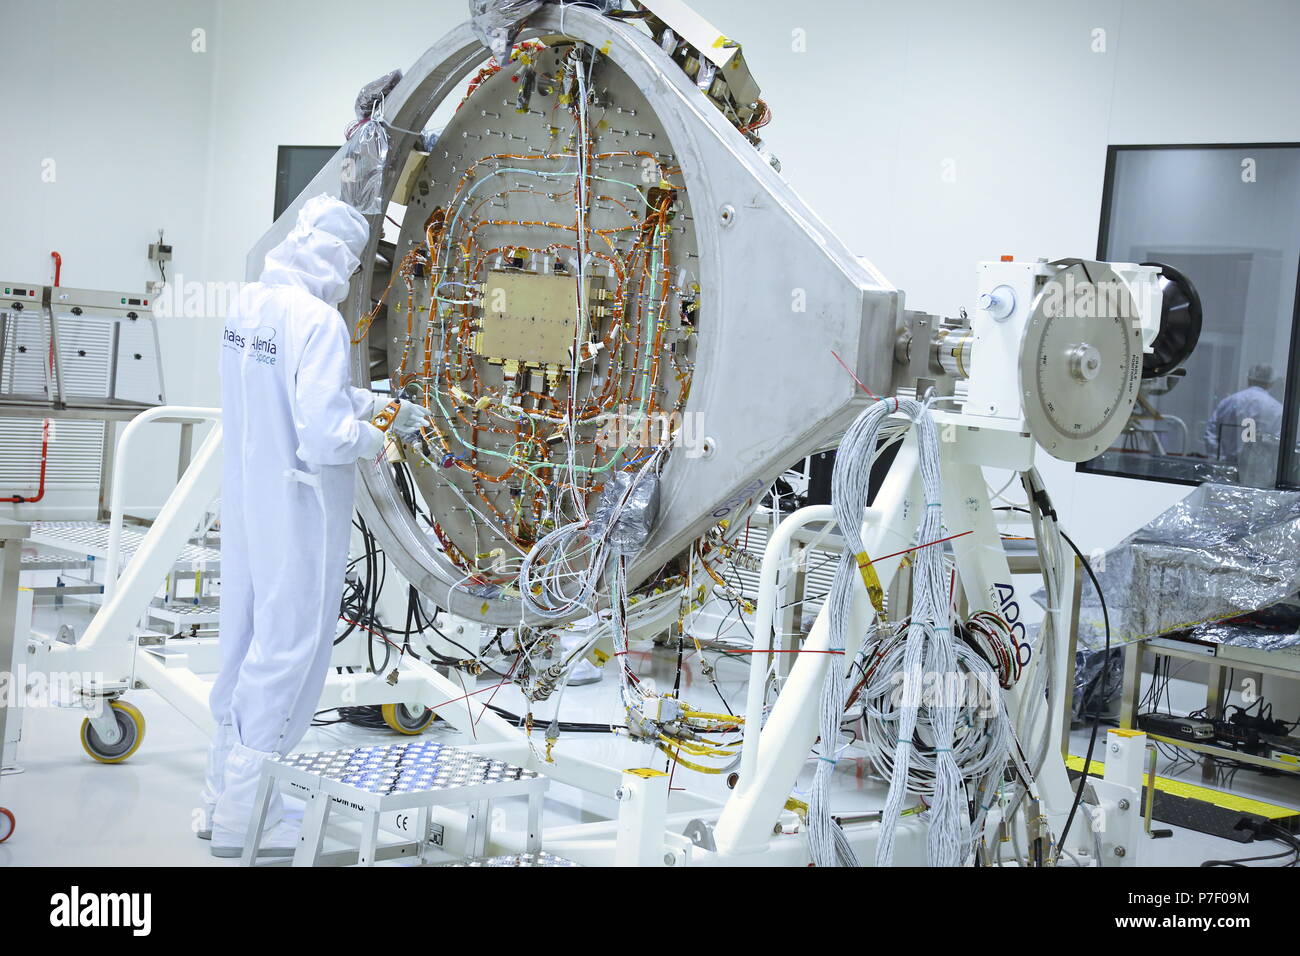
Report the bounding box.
[201,194,430,857]
[1203,363,1283,462]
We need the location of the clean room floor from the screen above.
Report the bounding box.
[3,601,1298,867]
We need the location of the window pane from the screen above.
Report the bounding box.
[1080,145,1300,489]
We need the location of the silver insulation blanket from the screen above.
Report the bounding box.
[1077,483,1300,650]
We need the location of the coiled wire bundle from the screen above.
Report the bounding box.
[812,396,1011,867]
[518,448,666,620]
[855,624,1011,862]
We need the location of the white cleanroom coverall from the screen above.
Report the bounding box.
[1203,385,1283,462]
[204,194,384,846]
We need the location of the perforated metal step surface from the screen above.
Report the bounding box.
[148,602,221,626]
[27,520,219,573]
[20,548,91,572]
[274,739,540,797]
[442,851,579,867]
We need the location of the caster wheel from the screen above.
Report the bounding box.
[381,702,436,735]
[80,699,146,764]
[0,806,13,843]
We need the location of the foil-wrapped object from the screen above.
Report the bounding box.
[1075,483,1300,650]
[592,469,660,555]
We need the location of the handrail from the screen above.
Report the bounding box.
[104,405,221,598]
[736,505,836,790]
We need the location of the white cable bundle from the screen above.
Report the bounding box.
[806,398,913,866]
[858,631,1011,860]
[518,520,609,619]
[518,448,665,620]
[807,560,862,867]
[818,396,1008,867]
[807,400,896,865]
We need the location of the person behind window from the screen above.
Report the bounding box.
[1203,363,1283,462]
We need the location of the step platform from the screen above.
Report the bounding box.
[28,520,219,573]
[245,739,552,867]
[441,851,580,867]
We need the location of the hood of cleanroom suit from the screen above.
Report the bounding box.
[259,194,371,304]
[206,194,384,837]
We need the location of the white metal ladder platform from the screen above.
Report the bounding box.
[27,520,219,573]
[245,739,568,867]
[20,548,91,572]
[26,519,221,628]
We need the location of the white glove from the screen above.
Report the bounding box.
[393,400,432,439]
[375,398,431,440]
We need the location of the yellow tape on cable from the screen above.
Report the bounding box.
[855,551,887,621]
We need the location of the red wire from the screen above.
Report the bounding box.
[829,349,879,401]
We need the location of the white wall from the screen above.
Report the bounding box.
[684,0,1300,552]
[199,0,466,287]
[0,0,217,518]
[5,0,1300,548]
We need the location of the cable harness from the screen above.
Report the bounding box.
[813,396,1012,867]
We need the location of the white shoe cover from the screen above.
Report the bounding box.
[210,817,300,859]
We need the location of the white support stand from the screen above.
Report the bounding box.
[614,768,671,866]
[28,405,1110,867]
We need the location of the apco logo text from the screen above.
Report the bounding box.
[49,886,152,937]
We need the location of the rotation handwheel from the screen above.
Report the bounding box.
[381,702,437,735]
[1018,260,1144,462]
[80,699,147,764]
[0,806,13,843]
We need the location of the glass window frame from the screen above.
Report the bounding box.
[1079,142,1300,491]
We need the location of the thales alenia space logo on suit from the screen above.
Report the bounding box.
[222,325,278,366]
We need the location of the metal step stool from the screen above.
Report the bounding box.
[243,739,554,867]
[439,850,579,867]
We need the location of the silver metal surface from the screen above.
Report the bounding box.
[247,8,900,626]
[27,520,220,573]
[1018,260,1142,462]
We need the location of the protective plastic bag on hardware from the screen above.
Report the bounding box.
[352,68,402,125]
[1070,483,1300,650]
[341,119,389,214]
[471,0,545,64]
[470,1,623,66]
[1072,646,1123,721]
[592,468,660,555]
[340,70,403,214]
